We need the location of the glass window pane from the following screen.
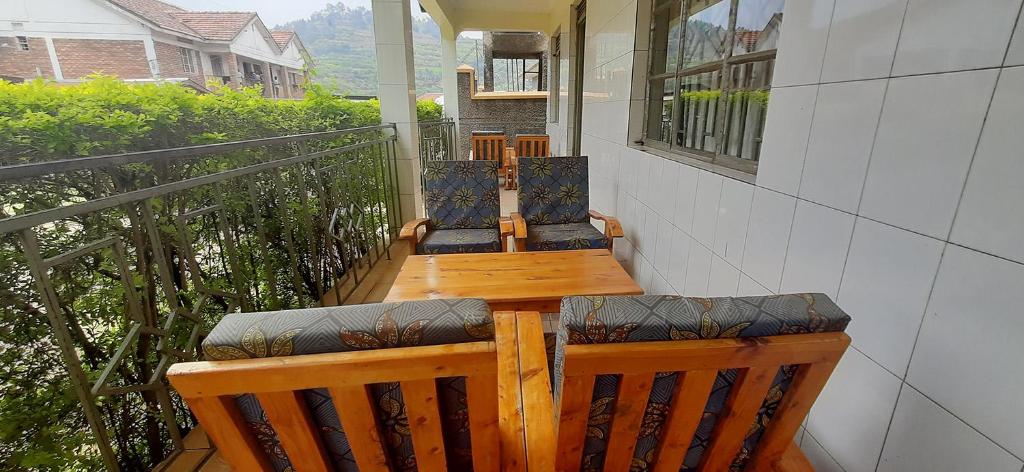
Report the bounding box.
[681,0,731,69]
[734,0,785,56]
[677,71,720,152]
[646,77,676,143]
[650,0,683,76]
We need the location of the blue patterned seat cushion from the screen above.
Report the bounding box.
[417,228,502,254]
[201,299,495,472]
[423,160,501,230]
[525,222,608,251]
[553,294,851,471]
[517,156,590,225]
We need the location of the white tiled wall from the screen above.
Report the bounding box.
[549,0,1024,469]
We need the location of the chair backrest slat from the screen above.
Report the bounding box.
[515,134,550,158]
[401,378,449,469]
[187,395,274,471]
[603,372,656,471]
[554,374,595,472]
[467,374,501,472]
[254,391,332,472]
[696,365,777,471]
[472,134,507,162]
[650,370,717,472]
[328,385,392,471]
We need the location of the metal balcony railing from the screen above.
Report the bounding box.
[0,125,403,470]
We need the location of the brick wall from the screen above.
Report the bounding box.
[52,38,152,79]
[0,36,55,80]
[153,40,203,84]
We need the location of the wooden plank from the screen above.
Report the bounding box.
[603,372,656,472]
[167,341,496,397]
[563,332,852,376]
[495,311,526,471]
[382,250,642,305]
[554,374,595,472]
[467,373,500,472]
[401,379,449,470]
[747,361,844,470]
[182,395,273,471]
[772,441,814,472]
[328,385,391,472]
[516,313,557,471]
[651,370,718,472]
[254,391,331,472]
[697,366,777,471]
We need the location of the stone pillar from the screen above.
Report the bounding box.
[482,31,494,92]
[372,0,422,219]
[440,27,461,128]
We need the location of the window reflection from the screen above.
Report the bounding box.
[682,0,731,69]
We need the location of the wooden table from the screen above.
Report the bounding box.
[384,249,643,312]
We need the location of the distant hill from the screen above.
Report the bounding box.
[278,3,485,95]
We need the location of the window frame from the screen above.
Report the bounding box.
[16,36,29,51]
[641,0,781,176]
[179,47,200,74]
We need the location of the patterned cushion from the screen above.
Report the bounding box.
[517,156,590,225]
[553,294,851,472]
[417,228,502,254]
[201,299,495,472]
[423,160,501,230]
[525,222,608,251]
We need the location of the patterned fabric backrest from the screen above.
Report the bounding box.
[553,294,851,471]
[201,299,495,472]
[422,160,501,230]
[517,156,590,225]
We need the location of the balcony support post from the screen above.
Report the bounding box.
[372,0,423,218]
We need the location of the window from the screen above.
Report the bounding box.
[289,72,301,90]
[179,47,200,74]
[644,0,784,173]
[210,55,224,76]
[16,36,29,51]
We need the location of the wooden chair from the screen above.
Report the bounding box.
[515,294,852,471]
[514,134,550,159]
[471,132,508,169]
[167,299,531,472]
[400,160,513,255]
[510,156,624,252]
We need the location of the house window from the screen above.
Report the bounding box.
[289,72,301,89]
[644,0,784,173]
[179,47,200,74]
[16,36,29,51]
[210,55,224,76]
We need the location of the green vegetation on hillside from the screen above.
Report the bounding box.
[279,3,486,95]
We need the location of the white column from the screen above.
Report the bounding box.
[440,26,461,128]
[372,0,422,219]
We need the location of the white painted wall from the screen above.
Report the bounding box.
[0,0,150,38]
[229,20,304,69]
[544,0,1024,470]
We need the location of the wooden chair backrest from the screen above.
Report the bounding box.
[471,134,507,163]
[516,315,850,472]
[515,134,550,158]
[167,313,526,472]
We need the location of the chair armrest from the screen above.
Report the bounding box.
[499,216,514,238]
[510,212,528,239]
[515,312,557,470]
[588,210,624,238]
[399,218,430,241]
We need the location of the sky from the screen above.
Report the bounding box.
[170,0,429,28]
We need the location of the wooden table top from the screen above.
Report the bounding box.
[384,249,643,310]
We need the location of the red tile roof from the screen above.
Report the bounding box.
[270,31,295,48]
[106,0,259,43]
[172,12,257,41]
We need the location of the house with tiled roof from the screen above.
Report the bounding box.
[0,0,311,98]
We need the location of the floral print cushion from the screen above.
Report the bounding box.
[517,156,590,225]
[525,222,608,251]
[553,294,851,472]
[423,160,501,230]
[417,228,502,254]
[201,299,495,472]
